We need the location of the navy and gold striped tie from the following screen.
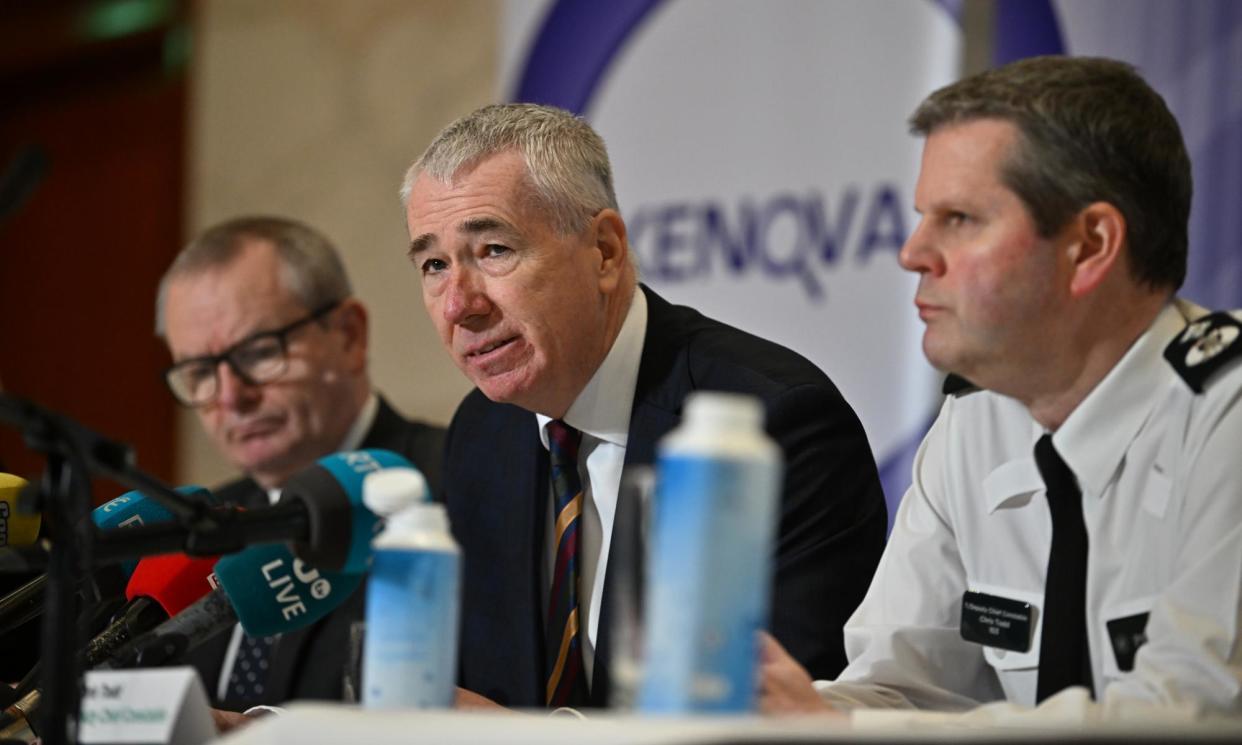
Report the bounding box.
[545,420,589,707]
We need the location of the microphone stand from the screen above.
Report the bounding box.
[0,394,210,745]
[36,451,89,745]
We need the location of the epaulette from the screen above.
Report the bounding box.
[1163,311,1242,393]
[942,373,980,397]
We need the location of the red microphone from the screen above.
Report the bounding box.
[0,553,223,735]
[84,553,219,667]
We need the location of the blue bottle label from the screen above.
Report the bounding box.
[362,549,460,708]
[638,453,780,713]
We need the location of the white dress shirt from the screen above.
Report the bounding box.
[537,290,648,686]
[818,301,1242,722]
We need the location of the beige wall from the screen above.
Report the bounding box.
[178,0,497,486]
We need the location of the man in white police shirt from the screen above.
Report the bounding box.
[759,55,1242,721]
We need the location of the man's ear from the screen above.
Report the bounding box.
[336,298,369,373]
[592,208,629,294]
[1066,201,1127,298]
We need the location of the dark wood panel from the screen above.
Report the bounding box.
[0,0,189,502]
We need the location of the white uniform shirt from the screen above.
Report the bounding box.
[537,290,648,686]
[820,300,1242,720]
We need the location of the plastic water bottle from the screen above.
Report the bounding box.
[361,468,460,708]
[637,391,783,713]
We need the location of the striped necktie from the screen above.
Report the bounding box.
[1033,434,1095,702]
[545,420,589,707]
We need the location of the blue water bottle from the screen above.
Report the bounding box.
[638,391,783,713]
[361,468,461,708]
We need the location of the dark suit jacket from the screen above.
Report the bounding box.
[444,286,887,707]
[185,396,446,707]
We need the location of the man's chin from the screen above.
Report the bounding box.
[470,368,534,405]
[228,439,297,481]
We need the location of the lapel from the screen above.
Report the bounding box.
[452,398,549,706]
[591,286,686,705]
[513,412,550,704]
[362,396,404,453]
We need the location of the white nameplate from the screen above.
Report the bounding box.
[79,667,214,745]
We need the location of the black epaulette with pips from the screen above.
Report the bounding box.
[1163,311,1242,393]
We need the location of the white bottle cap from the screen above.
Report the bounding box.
[363,467,428,518]
[683,391,764,430]
[387,502,451,536]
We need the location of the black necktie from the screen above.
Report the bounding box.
[1033,434,1095,702]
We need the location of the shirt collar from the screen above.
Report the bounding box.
[983,302,1185,511]
[1052,302,1185,501]
[538,290,648,450]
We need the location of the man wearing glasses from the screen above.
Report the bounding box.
[155,216,446,715]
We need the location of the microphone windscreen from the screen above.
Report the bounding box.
[213,542,362,638]
[92,485,213,574]
[124,553,219,617]
[280,449,415,573]
[92,485,213,531]
[0,473,39,548]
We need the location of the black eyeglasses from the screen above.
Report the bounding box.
[164,301,340,407]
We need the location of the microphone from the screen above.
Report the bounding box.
[83,552,220,667]
[277,448,415,573]
[0,486,214,636]
[81,448,415,570]
[0,553,222,732]
[92,484,214,574]
[0,473,39,548]
[107,543,363,668]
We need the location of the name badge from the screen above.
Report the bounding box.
[960,591,1034,652]
[1106,612,1149,672]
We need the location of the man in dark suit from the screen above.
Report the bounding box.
[156,216,446,715]
[401,104,887,708]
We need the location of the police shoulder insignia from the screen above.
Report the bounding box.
[1164,311,1242,393]
[942,373,980,397]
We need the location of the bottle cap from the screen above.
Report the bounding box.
[388,502,451,535]
[362,467,428,518]
[683,391,763,429]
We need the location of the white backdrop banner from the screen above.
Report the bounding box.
[501,0,963,524]
[996,0,1242,310]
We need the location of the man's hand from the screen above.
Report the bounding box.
[211,708,252,733]
[757,632,838,715]
[211,706,279,733]
[455,687,511,710]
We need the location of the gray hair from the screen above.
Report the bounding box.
[910,55,1191,291]
[154,216,353,337]
[400,103,619,235]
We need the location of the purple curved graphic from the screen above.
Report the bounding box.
[994,0,1065,64]
[512,0,665,114]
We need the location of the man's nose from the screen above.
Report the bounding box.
[898,221,945,277]
[214,360,259,410]
[442,269,492,326]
